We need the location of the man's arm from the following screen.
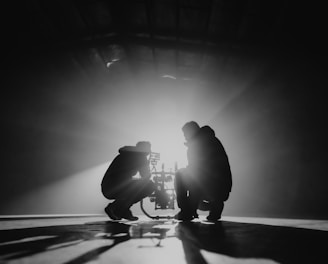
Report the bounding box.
[139,160,151,179]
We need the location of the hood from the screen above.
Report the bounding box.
[118,146,136,154]
[118,144,151,154]
[199,125,215,137]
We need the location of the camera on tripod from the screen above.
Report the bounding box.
[148,152,177,210]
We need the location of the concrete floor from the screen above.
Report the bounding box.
[0,215,327,264]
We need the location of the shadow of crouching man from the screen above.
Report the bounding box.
[175,221,328,264]
[175,221,227,264]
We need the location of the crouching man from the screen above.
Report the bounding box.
[175,122,232,222]
[101,141,155,220]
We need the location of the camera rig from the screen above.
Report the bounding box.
[140,152,177,219]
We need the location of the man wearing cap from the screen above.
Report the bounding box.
[101,141,155,220]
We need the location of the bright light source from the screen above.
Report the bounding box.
[106,59,120,68]
[162,75,177,80]
[148,132,187,171]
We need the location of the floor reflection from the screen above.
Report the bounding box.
[0,218,327,264]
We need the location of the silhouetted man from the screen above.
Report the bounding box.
[174,121,232,221]
[101,141,155,221]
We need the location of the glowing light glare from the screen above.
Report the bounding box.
[106,62,113,68]
[4,163,110,214]
[161,75,177,79]
[106,58,120,68]
[149,133,188,171]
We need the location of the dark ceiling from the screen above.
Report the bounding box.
[9,0,317,47]
[14,0,293,46]
[4,0,323,83]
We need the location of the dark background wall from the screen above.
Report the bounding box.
[1,0,327,218]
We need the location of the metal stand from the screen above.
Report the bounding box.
[140,199,174,220]
[141,152,177,220]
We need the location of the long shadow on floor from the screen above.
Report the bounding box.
[0,219,327,263]
[176,221,327,264]
[0,220,130,262]
[0,220,172,263]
